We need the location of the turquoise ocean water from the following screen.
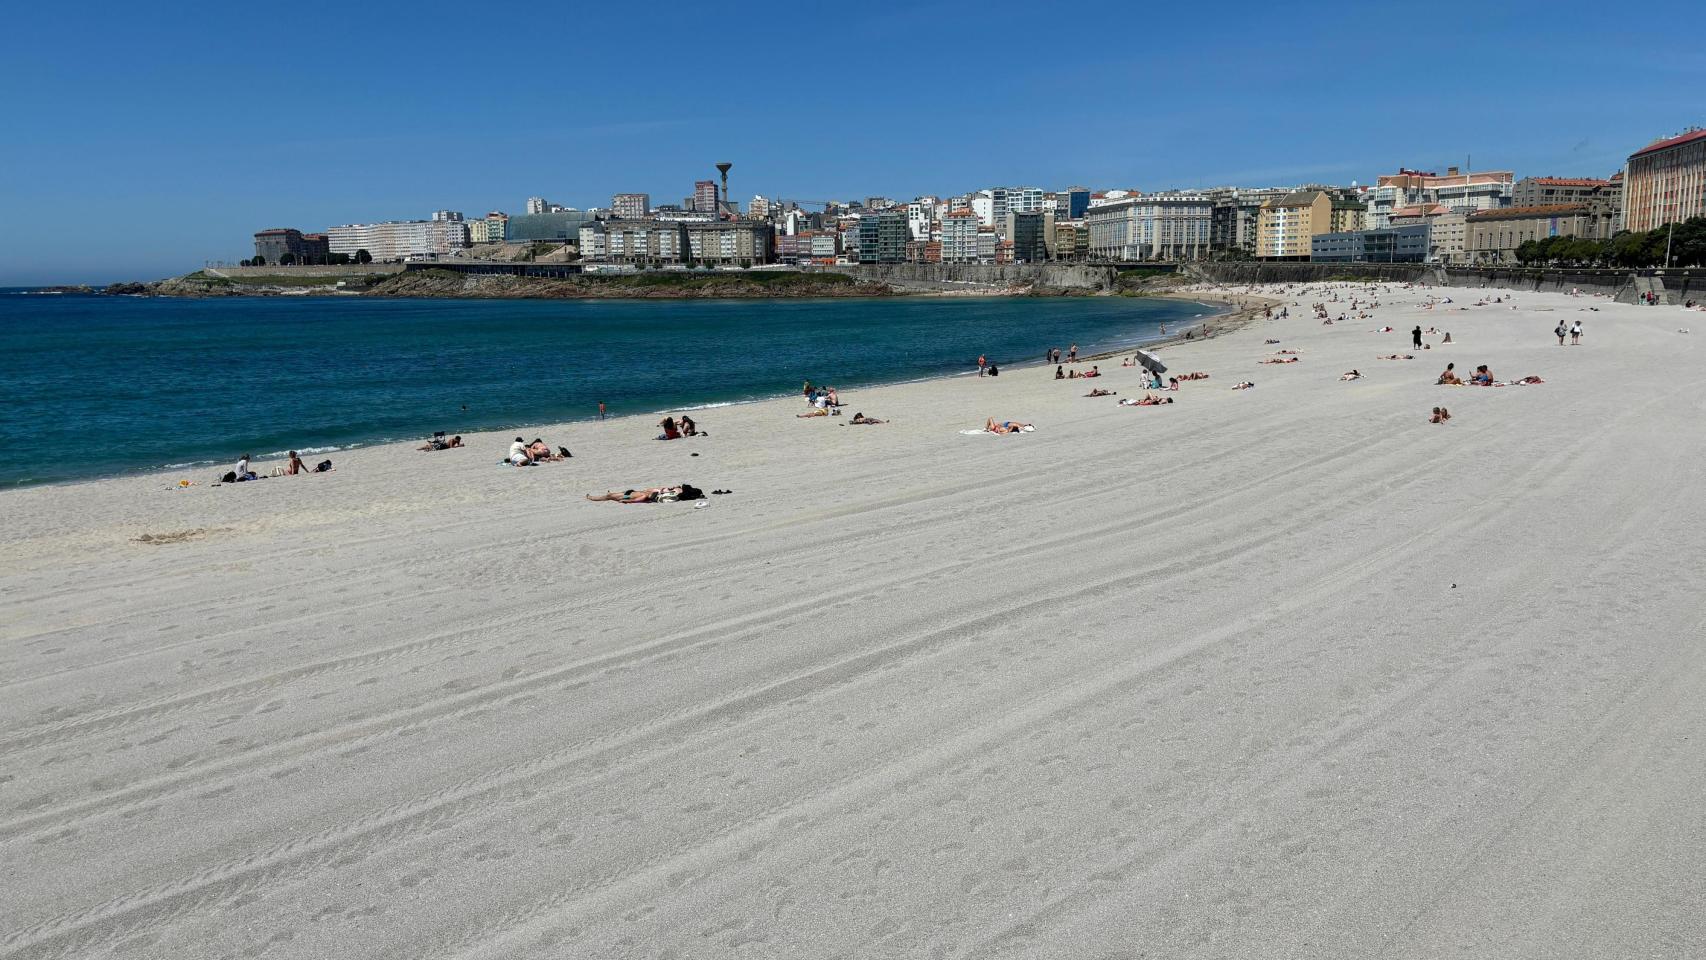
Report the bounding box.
[0,291,1214,486]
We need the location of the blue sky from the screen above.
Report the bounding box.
[2,0,1701,284]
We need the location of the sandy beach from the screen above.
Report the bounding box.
[3,284,1703,959]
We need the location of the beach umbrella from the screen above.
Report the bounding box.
[1137,349,1167,374]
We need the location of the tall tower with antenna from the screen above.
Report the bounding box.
[715,162,733,217]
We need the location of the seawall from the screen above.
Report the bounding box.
[1183,261,1702,305]
[831,263,1121,291]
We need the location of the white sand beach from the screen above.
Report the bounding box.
[3,284,1704,959]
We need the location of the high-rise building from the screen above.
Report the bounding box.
[431,210,464,222]
[1624,128,1706,233]
[1256,190,1337,260]
[686,221,774,266]
[906,198,937,240]
[526,197,549,215]
[1005,210,1051,263]
[611,194,650,219]
[749,195,772,220]
[1085,193,1213,260]
[941,209,981,262]
[693,180,720,215]
[856,210,909,263]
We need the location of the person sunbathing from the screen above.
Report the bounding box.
[848,412,888,424]
[1429,407,1452,423]
[1341,370,1362,380]
[1377,354,1414,360]
[1514,375,1545,385]
[1277,349,1301,355]
[678,415,702,436]
[1119,393,1173,406]
[1264,339,1281,345]
[985,418,1033,434]
[1232,381,1255,390]
[526,440,563,462]
[658,416,681,440]
[1259,357,1299,364]
[418,435,463,451]
[1055,366,1065,379]
[585,485,696,504]
[1437,363,1462,385]
[1085,388,1116,397]
[1470,365,1494,385]
[797,407,831,418]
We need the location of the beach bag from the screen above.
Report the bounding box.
[678,484,705,501]
[558,446,572,459]
[314,460,332,473]
[220,471,237,484]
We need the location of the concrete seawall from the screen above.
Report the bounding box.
[1184,261,1701,305]
[831,263,1120,291]
[206,264,405,279]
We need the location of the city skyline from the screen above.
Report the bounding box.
[3,0,1704,284]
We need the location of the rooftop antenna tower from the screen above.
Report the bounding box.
[716,162,733,216]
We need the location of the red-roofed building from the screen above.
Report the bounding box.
[1625,127,1706,232]
[1513,175,1622,236]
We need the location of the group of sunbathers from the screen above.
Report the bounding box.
[418,434,463,451]
[509,437,569,465]
[1056,365,1101,379]
[658,415,704,438]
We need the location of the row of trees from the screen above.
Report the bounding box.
[239,250,374,268]
[1514,217,1706,268]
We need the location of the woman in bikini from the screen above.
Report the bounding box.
[986,418,1032,434]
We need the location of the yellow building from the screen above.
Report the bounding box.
[1258,190,1334,260]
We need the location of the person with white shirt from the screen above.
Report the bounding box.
[508,437,532,466]
[234,454,255,481]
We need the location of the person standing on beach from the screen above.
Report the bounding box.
[978,354,987,377]
[1067,344,1078,363]
[1570,321,1583,345]
[598,400,607,421]
[1555,323,1568,346]
[1412,325,1423,349]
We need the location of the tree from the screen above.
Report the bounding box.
[1515,239,1540,265]
[279,253,297,266]
[251,254,266,266]
[328,252,351,266]
[354,249,373,264]
[239,259,252,267]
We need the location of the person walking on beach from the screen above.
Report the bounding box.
[598,400,607,421]
[978,354,987,377]
[1555,322,1568,346]
[1570,321,1582,345]
[1412,325,1423,349]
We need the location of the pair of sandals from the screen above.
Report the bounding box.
[710,489,733,495]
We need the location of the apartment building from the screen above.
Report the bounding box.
[685,221,774,267]
[1366,167,1512,227]
[253,228,330,263]
[1624,128,1706,232]
[856,210,909,263]
[1513,177,1621,237]
[595,219,688,266]
[1255,191,1336,260]
[1005,210,1051,263]
[1387,204,1467,263]
[325,219,468,261]
[611,194,650,219]
[1084,193,1212,260]
[941,209,981,262]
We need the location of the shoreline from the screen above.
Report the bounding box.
[2,297,1216,491]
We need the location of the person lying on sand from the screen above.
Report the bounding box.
[847,412,888,424]
[1513,375,1545,385]
[1277,349,1302,355]
[419,435,463,451]
[1119,393,1174,406]
[1430,407,1452,423]
[1265,339,1281,345]
[1232,381,1255,390]
[1377,354,1415,360]
[1259,357,1300,364]
[586,484,705,504]
[1085,388,1116,397]
[985,418,1033,434]
[1341,370,1362,381]
[1177,372,1210,381]
[798,406,840,418]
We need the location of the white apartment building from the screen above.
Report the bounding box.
[1085,193,1213,260]
[577,225,606,259]
[973,186,1046,232]
[526,197,548,215]
[1367,168,1512,227]
[940,210,981,262]
[326,219,468,261]
[906,198,937,240]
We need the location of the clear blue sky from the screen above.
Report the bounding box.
[3,0,1701,284]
